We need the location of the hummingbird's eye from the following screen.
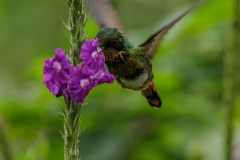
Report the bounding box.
[112,39,117,45]
[111,38,123,51]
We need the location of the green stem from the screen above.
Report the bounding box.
[63,0,87,159]
[0,121,12,160]
[66,0,87,66]
[223,0,239,160]
[63,98,82,160]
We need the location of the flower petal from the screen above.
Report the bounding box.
[68,66,94,103]
[43,48,72,97]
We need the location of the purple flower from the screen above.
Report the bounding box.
[87,53,115,86]
[43,48,72,97]
[68,66,94,103]
[81,38,115,86]
[80,38,99,64]
[43,39,114,104]
[68,39,114,103]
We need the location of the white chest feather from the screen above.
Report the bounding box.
[119,71,149,90]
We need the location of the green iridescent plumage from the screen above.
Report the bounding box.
[90,0,205,108]
[96,28,153,91]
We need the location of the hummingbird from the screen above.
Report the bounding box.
[89,0,204,109]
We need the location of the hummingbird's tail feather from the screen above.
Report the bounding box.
[141,82,162,109]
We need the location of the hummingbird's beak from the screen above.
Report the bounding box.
[97,47,104,54]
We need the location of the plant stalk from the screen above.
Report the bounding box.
[0,121,12,160]
[63,98,82,160]
[223,0,239,160]
[66,0,87,66]
[63,0,87,159]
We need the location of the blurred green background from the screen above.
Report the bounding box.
[0,0,239,160]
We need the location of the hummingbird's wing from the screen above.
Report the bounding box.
[138,0,205,60]
[89,0,127,39]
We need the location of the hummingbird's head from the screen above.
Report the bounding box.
[96,28,125,53]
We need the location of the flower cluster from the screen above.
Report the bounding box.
[43,39,114,104]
